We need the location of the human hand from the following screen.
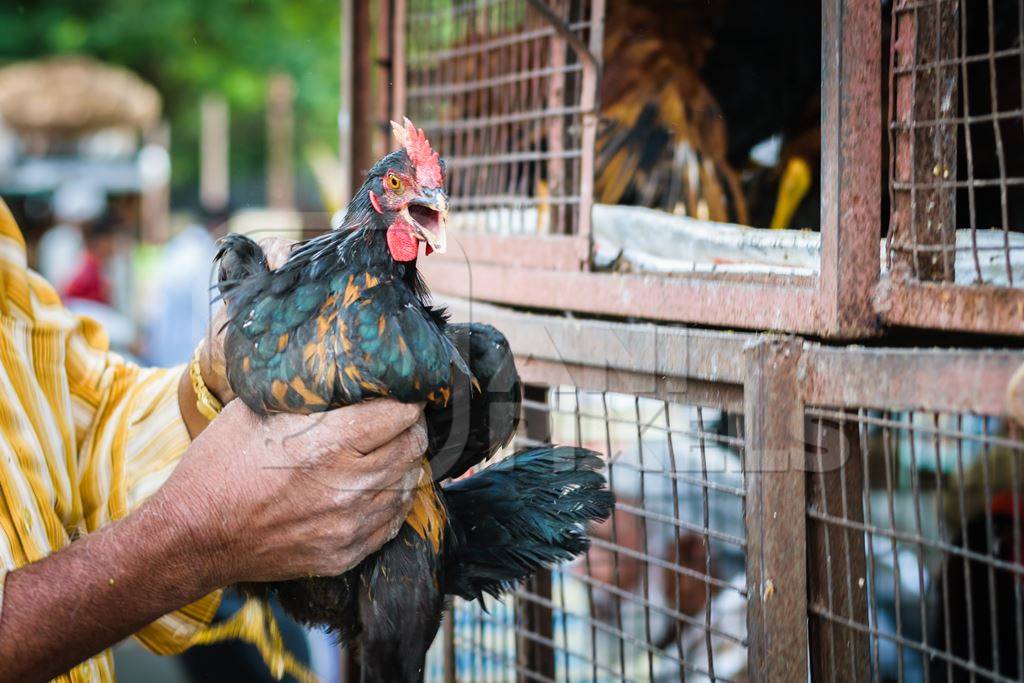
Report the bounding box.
[152,398,427,585]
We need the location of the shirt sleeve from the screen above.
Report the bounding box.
[66,311,221,655]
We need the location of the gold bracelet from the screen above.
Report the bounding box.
[190,347,224,421]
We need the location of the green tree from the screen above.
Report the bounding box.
[0,0,339,207]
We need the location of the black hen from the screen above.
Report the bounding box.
[215,119,613,682]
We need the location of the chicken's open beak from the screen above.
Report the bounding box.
[405,188,448,255]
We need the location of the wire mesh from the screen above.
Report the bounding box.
[805,406,1024,682]
[426,386,748,682]
[887,0,1024,286]
[403,0,596,237]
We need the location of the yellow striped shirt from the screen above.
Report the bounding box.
[0,199,220,682]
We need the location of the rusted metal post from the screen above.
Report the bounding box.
[544,0,567,237]
[199,94,229,211]
[744,337,810,680]
[577,0,604,260]
[339,0,354,205]
[351,0,373,184]
[805,412,870,681]
[443,602,456,683]
[390,0,407,122]
[517,384,555,682]
[819,0,882,337]
[267,73,296,209]
[889,0,958,281]
[374,0,393,161]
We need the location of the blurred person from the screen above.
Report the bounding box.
[64,210,121,305]
[36,181,104,292]
[0,200,427,682]
[62,211,137,355]
[145,205,228,367]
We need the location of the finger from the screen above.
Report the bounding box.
[349,486,408,530]
[317,400,424,456]
[355,426,428,489]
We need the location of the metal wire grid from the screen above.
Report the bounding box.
[427,387,748,682]
[805,406,1024,682]
[403,0,595,236]
[886,0,1024,286]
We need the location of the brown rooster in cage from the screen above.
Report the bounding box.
[417,0,822,229]
[596,0,822,228]
[596,1,744,222]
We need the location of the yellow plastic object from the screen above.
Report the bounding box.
[770,156,812,230]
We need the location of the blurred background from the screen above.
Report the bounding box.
[0,2,349,681]
[0,0,347,363]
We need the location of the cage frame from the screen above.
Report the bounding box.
[355,0,1024,338]
[879,0,1024,336]
[360,0,882,338]
[334,0,1024,678]
[423,296,1024,681]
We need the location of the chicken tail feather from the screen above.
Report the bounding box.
[442,446,613,601]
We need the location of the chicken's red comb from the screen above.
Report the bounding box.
[391,117,443,187]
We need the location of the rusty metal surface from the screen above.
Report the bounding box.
[423,260,825,333]
[439,296,750,385]
[875,275,1024,336]
[889,0,959,281]
[819,0,883,337]
[435,232,586,270]
[743,337,810,681]
[516,358,744,413]
[803,340,1024,415]
[444,295,1024,415]
[805,411,871,681]
[885,0,1024,312]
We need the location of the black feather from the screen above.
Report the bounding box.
[426,322,522,482]
[442,446,614,601]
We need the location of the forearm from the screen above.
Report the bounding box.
[0,484,222,682]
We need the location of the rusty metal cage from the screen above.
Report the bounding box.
[427,386,748,681]
[388,301,1024,682]
[354,0,1024,336]
[403,0,598,242]
[806,406,1024,681]
[378,0,882,336]
[880,0,1024,335]
[887,0,1024,287]
[394,0,599,275]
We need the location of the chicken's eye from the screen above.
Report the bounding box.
[386,173,402,191]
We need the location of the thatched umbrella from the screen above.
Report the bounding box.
[0,56,161,139]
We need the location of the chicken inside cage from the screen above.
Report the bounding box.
[596,0,822,231]
[406,0,1024,284]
